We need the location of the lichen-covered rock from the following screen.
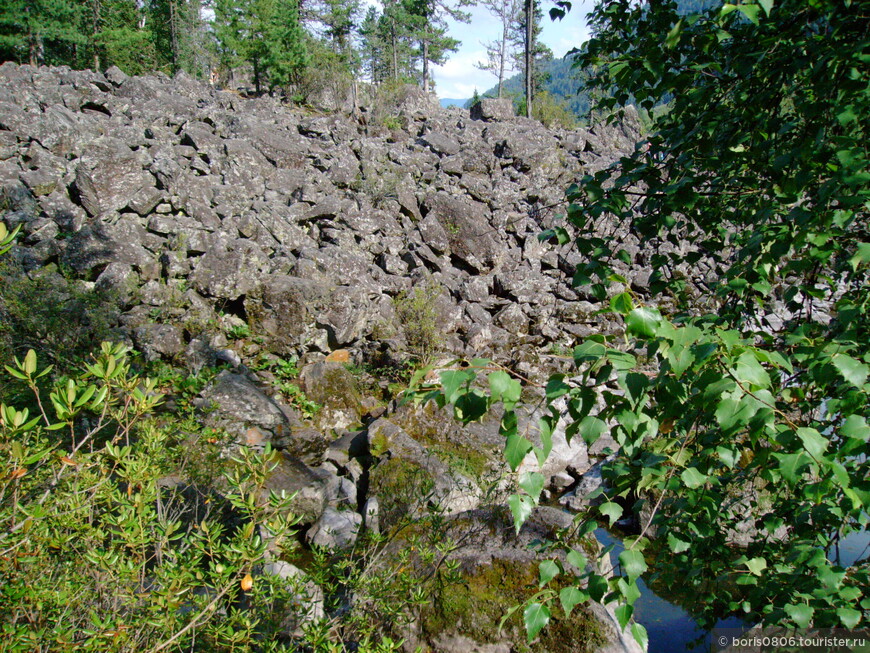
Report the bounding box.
[299,361,364,429]
[307,506,362,550]
[470,97,514,122]
[197,370,289,444]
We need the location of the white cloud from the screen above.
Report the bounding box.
[432,49,496,99]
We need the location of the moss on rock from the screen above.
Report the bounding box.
[421,557,606,652]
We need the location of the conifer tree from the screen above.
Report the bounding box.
[214,0,308,93]
[403,0,468,93]
[86,0,159,74]
[0,0,84,66]
[312,0,361,64]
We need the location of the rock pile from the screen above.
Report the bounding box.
[0,62,645,369]
[0,62,648,652]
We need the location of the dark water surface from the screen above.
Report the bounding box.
[595,528,744,653]
[595,527,870,653]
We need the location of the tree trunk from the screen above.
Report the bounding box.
[497,18,509,98]
[91,0,101,72]
[422,39,429,93]
[169,0,180,73]
[391,24,398,80]
[29,33,44,66]
[524,0,533,118]
[253,58,261,94]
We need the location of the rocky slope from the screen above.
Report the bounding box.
[0,62,647,652]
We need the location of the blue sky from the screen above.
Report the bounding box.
[431,0,595,99]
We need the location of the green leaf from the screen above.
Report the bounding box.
[574,340,607,365]
[545,375,570,399]
[745,557,767,576]
[440,369,474,404]
[523,603,550,643]
[837,607,862,628]
[758,0,773,15]
[519,471,545,501]
[504,433,533,470]
[680,467,708,489]
[560,586,589,617]
[842,415,869,441]
[667,532,691,554]
[625,307,662,338]
[775,452,810,484]
[600,501,624,526]
[736,3,761,24]
[784,603,814,628]
[538,560,560,587]
[619,549,648,581]
[24,349,36,375]
[566,549,588,570]
[507,494,535,534]
[665,18,683,49]
[796,427,828,459]
[489,370,522,410]
[578,415,608,446]
[615,603,633,630]
[454,390,489,422]
[632,623,649,651]
[849,242,870,270]
[831,354,869,388]
[716,446,740,469]
[610,292,634,315]
[587,573,609,603]
[715,397,755,430]
[734,352,770,388]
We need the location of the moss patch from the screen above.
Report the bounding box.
[422,558,606,652]
[368,456,435,529]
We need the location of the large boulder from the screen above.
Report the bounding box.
[197,371,290,446]
[470,97,514,122]
[73,137,155,217]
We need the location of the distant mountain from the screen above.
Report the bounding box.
[482,0,720,120]
[480,55,593,120]
[439,98,469,109]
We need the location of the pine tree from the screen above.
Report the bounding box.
[373,0,419,83]
[312,0,361,65]
[86,0,159,74]
[214,0,308,93]
[0,0,85,66]
[359,6,387,83]
[511,0,550,116]
[402,0,468,93]
[147,0,203,75]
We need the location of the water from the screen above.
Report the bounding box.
[595,528,745,653]
[595,527,870,653]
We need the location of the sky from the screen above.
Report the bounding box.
[431,0,595,100]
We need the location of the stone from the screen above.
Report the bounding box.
[470,97,514,122]
[307,507,362,550]
[197,370,289,443]
[261,560,325,637]
[260,452,334,522]
[299,361,364,429]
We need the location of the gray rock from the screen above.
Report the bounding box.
[261,560,325,637]
[307,506,362,550]
[470,97,514,122]
[197,370,289,444]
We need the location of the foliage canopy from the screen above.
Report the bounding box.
[420,0,869,645]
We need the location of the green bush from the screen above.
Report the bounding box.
[0,260,122,371]
[393,280,444,366]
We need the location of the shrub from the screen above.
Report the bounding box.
[393,280,444,366]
